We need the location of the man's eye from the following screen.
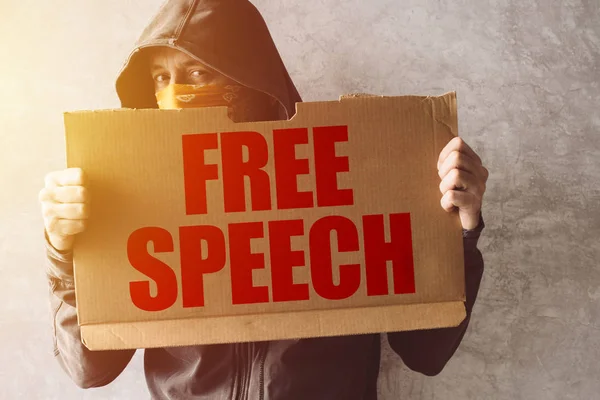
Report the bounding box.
[190,70,207,78]
[154,74,169,82]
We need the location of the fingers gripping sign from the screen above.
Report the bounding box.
[39,168,90,252]
[437,137,488,230]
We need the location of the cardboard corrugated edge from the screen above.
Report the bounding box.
[81,301,466,350]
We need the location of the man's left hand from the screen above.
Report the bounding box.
[437,137,488,230]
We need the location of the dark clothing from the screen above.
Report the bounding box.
[115,0,301,120]
[47,223,484,399]
[47,1,486,399]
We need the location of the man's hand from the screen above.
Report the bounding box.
[437,137,488,230]
[38,168,90,252]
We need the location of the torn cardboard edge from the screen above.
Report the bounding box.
[64,91,458,129]
[81,301,466,350]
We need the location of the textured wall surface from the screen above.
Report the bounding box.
[1,0,598,399]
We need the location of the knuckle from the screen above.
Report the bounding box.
[439,180,446,192]
[482,167,490,180]
[450,151,462,168]
[453,150,464,162]
[38,188,48,202]
[44,173,54,188]
[440,197,449,209]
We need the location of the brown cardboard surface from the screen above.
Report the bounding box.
[64,92,465,350]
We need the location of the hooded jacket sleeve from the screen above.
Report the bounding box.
[387,215,485,376]
[45,231,136,389]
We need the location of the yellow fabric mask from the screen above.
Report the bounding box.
[155,83,281,122]
[155,83,242,109]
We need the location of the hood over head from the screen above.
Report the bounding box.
[115,0,302,120]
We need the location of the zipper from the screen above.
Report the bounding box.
[258,342,269,400]
[234,341,268,400]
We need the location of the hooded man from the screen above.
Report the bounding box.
[38,0,488,399]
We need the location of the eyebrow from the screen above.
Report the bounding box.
[149,60,210,73]
[182,60,208,68]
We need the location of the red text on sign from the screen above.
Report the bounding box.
[127,214,415,312]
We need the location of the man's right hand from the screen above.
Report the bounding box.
[39,168,90,252]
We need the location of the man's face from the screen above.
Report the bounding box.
[147,47,233,93]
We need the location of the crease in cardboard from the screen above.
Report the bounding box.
[78,297,464,327]
[107,327,129,347]
[433,95,457,137]
[420,93,458,135]
[420,93,458,171]
[81,301,466,350]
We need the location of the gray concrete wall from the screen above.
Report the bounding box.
[1,0,598,399]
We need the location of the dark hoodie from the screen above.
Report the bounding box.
[45,1,485,399]
[115,0,301,121]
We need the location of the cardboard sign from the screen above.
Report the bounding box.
[64,92,466,351]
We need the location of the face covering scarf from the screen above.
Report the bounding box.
[155,83,280,122]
